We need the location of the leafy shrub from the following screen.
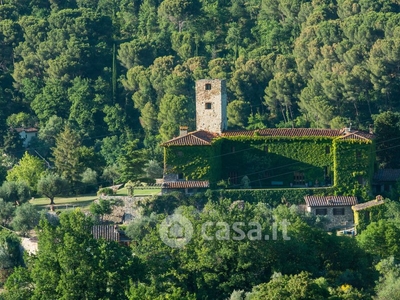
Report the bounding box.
[97,187,114,196]
[209,187,334,206]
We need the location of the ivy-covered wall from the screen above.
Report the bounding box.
[163,134,375,196]
[333,139,375,198]
[354,203,386,233]
[218,136,334,188]
[164,144,221,186]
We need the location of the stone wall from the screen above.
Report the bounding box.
[195,79,227,133]
[99,195,141,223]
[21,237,38,255]
[311,206,354,230]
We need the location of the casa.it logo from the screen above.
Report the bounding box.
[159,214,193,248]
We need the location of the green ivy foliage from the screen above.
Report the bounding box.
[164,135,374,198]
[210,187,335,206]
[218,136,334,188]
[164,144,221,185]
[355,203,387,233]
[333,139,375,199]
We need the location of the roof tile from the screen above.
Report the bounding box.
[338,131,375,140]
[352,198,385,211]
[162,130,218,146]
[14,127,38,133]
[162,180,210,189]
[222,128,343,137]
[162,128,374,146]
[305,195,358,207]
[373,169,400,182]
[92,225,120,241]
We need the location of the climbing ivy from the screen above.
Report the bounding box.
[333,139,375,199]
[355,202,386,233]
[164,143,221,186]
[209,187,335,206]
[217,136,334,188]
[163,135,375,197]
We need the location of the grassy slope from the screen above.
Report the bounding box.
[30,187,161,210]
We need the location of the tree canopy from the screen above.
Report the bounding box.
[0,0,399,185]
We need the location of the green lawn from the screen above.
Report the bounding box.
[31,195,97,211]
[30,187,160,211]
[116,187,161,196]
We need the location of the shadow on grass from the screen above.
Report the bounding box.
[33,199,95,211]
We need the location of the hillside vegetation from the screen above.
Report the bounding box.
[0,0,399,174]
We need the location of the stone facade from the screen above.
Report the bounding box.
[308,206,354,230]
[195,79,227,134]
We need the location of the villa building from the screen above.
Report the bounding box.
[161,79,376,196]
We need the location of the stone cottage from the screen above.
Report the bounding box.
[304,195,358,230]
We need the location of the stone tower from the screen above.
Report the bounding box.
[195,79,227,134]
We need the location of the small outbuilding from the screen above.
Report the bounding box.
[352,195,385,233]
[15,127,38,148]
[372,169,400,194]
[161,180,209,195]
[304,195,358,230]
[92,225,131,246]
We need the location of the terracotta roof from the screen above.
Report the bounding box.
[222,128,343,137]
[338,130,375,141]
[304,195,358,207]
[352,198,385,211]
[162,128,374,146]
[162,180,210,189]
[14,127,38,133]
[373,169,400,182]
[161,130,218,146]
[92,225,121,241]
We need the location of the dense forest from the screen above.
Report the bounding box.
[1,0,400,185]
[2,1,400,298]
[2,196,400,299]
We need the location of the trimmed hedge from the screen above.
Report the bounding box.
[97,187,114,196]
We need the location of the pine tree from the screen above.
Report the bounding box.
[51,125,82,187]
[118,139,147,183]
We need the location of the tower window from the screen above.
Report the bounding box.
[325,146,330,154]
[205,83,211,90]
[205,102,212,109]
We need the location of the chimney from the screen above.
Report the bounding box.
[344,123,352,134]
[179,126,188,136]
